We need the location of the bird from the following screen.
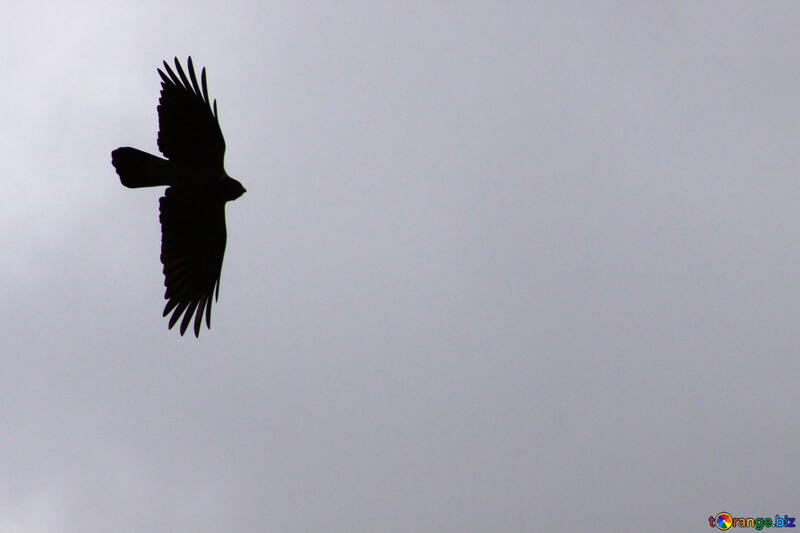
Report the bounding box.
[111,56,246,337]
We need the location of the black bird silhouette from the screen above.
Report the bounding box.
[112,57,246,337]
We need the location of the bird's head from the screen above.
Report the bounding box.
[223,176,247,202]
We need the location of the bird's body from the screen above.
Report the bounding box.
[112,57,245,337]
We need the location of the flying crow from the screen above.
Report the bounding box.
[112,57,246,337]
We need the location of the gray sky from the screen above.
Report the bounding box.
[2,1,799,531]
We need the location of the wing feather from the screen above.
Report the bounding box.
[187,58,203,98]
[194,295,208,337]
[180,300,199,335]
[201,69,210,112]
[168,301,190,329]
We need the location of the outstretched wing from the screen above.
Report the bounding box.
[159,186,228,337]
[157,56,226,169]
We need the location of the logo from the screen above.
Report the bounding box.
[709,513,796,530]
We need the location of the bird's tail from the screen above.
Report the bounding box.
[111,147,173,188]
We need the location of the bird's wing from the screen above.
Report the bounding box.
[159,186,227,337]
[157,57,226,169]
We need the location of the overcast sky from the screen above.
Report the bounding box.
[2,1,799,532]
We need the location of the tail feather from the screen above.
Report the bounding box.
[111,147,173,188]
